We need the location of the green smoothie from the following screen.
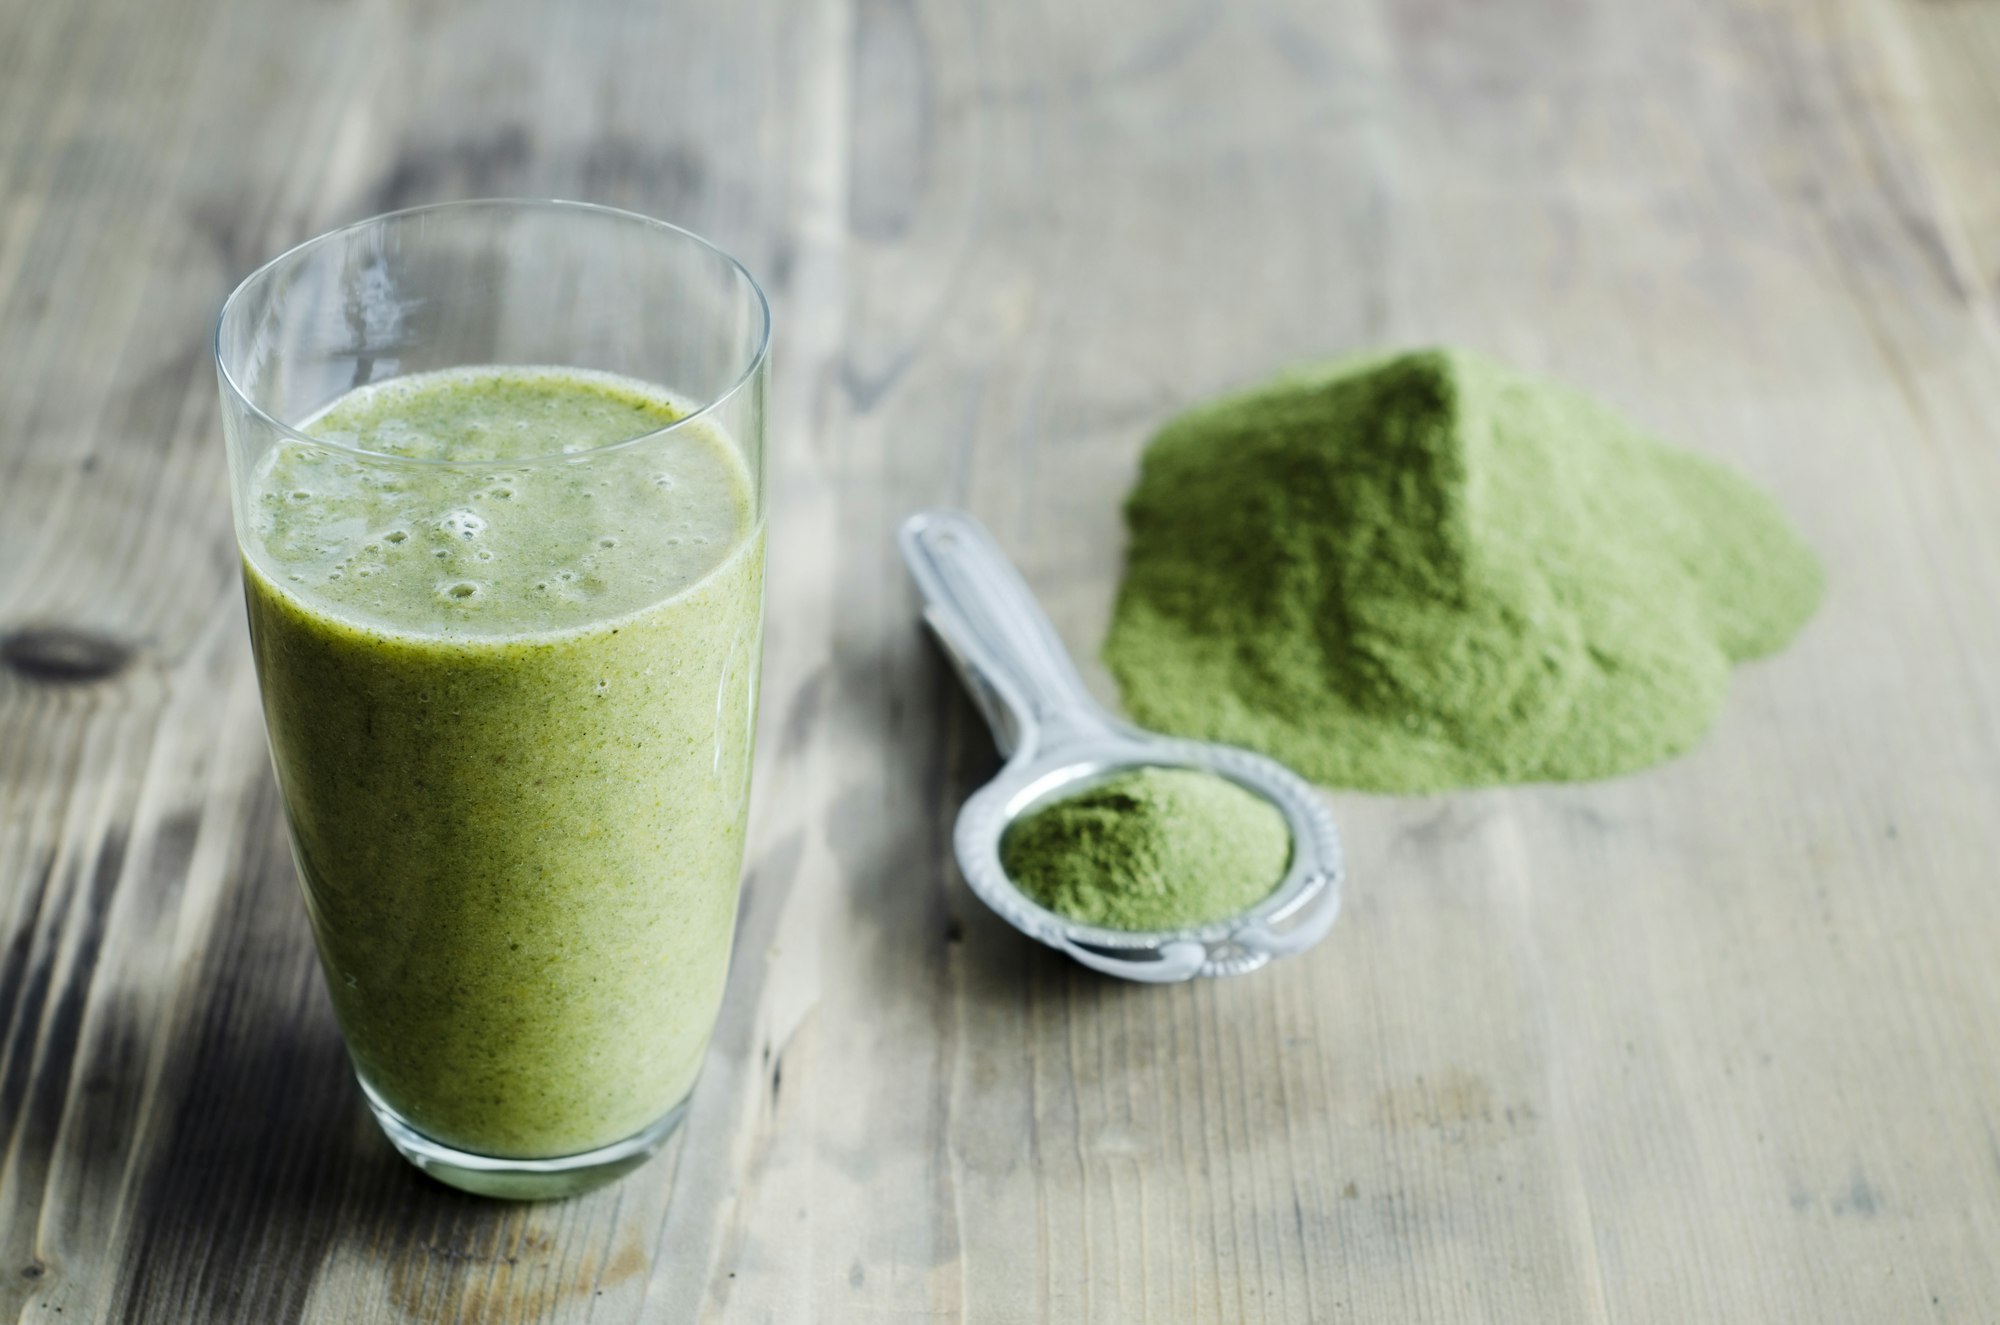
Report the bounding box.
[241,366,763,1159]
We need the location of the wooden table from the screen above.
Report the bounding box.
[5,0,2000,1319]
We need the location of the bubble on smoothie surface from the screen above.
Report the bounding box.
[441,510,487,540]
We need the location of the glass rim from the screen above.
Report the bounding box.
[212,198,772,470]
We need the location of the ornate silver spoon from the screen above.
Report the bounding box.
[900,509,1344,982]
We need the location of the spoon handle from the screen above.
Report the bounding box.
[899,509,1115,759]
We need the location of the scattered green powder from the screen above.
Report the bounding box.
[1001,768,1291,931]
[1103,348,1824,793]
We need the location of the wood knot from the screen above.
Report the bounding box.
[1,626,134,683]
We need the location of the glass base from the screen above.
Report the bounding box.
[359,1078,690,1200]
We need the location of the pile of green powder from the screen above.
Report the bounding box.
[1103,348,1823,793]
[1001,768,1290,931]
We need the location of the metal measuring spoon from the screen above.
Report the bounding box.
[900,509,1345,983]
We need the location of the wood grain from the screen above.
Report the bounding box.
[4,0,2000,1319]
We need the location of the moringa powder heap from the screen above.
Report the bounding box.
[1103,348,1823,793]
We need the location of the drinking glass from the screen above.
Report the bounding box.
[215,200,769,1198]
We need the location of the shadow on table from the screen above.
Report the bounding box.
[99,786,517,1324]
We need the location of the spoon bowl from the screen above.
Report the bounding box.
[900,509,1344,982]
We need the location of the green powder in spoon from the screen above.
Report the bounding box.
[1001,768,1290,931]
[1104,348,1824,793]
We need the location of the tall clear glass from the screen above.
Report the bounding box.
[214,201,769,1199]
